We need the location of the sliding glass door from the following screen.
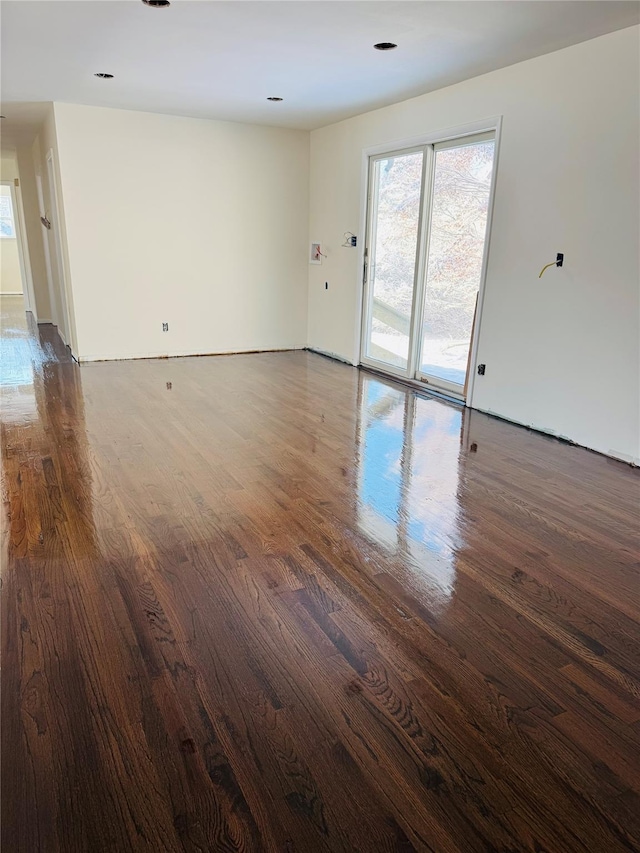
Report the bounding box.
[361,131,496,399]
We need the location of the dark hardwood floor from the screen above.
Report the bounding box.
[2,296,639,852]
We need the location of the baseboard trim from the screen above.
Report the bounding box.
[1,292,24,297]
[305,347,357,366]
[305,349,638,468]
[473,406,639,468]
[78,345,306,364]
[37,318,53,325]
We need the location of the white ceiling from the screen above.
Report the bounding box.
[1,0,638,142]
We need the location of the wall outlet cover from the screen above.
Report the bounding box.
[310,242,322,265]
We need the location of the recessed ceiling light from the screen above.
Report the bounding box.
[374,42,398,51]
[94,73,114,79]
[267,97,283,102]
[142,0,171,7]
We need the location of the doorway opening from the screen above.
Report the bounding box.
[0,179,36,323]
[360,127,498,402]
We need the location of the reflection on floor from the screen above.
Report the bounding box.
[0,294,35,387]
[358,380,462,596]
[2,296,639,852]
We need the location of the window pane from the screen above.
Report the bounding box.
[420,139,495,386]
[365,151,423,370]
[0,186,16,238]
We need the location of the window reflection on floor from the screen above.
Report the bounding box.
[0,295,37,422]
[357,374,463,597]
[0,333,36,389]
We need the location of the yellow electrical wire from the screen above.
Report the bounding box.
[539,261,558,278]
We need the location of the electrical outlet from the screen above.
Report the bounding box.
[477,363,486,375]
[162,322,169,332]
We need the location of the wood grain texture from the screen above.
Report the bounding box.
[2,296,639,852]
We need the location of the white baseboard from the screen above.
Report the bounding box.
[37,318,53,324]
[1,291,24,296]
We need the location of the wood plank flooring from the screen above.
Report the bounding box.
[2,296,639,852]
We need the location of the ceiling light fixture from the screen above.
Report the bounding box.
[142,0,171,7]
[94,72,114,79]
[374,42,398,51]
[267,97,283,102]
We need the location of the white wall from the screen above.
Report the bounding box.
[308,27,640,464]
[52,102,310,361]
[0,153,19,181]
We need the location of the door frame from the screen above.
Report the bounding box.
[36,172,57,326]
[45,148,73,350]
[356,116,503,406]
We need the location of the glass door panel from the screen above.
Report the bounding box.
[419,137,495,390]
[363,150,424,372]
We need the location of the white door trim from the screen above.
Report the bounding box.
[35,172,57,327]
[45,148,73,349]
